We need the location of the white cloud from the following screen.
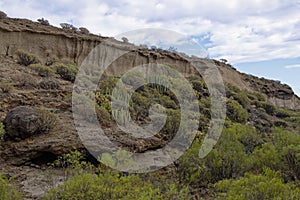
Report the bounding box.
[285,64,300,69]
[0,0,299,63]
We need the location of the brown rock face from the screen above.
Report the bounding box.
[0,17,299,109]
[4,106,43,141]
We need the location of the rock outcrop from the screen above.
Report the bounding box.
[4,106,43,141]
[0,16,298,109]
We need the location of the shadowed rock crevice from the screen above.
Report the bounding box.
[29,151,58,166]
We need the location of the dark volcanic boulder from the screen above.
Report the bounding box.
[4,106,43,141]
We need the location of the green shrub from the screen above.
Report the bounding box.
[54,63,78,82]
[275,108,291,118]
[254,129,300,180]
[189,77,207,95]
[198,97,211,119]
[163,109,181,139]
[274,120,288,128]
[256,101,276,115]
[39,78,60,90]
[282,144,300,180]
[0,174,22,200]
[177,139,206,187]
[45,50,58,66]
[96,105,112,127]
[226,83,240,93]
[12,73,38,89]
[48,150,95,184]
[234,124,263,154]
[43,172,184,200]
[35,108,58,133]
[51,150,92,171]
[15,49,41,66]
[95,92,111,113]
[130,92,151,121]
[0,122,5,141]
[250,92,267,101]
[215,168,300,200]
[29,63,54,77]
[225,83,240,97]
[233,90,250,108]
[178,124,253,187]
[203,127,249,182]
[272,128,300,150]
[157,95,178,109]
[226,100,248,123]
[98,76,119,95]
[273,128,300,180]
[250,143,282,172]
[0,82,13,93]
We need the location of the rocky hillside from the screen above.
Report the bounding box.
[1,15,300,200]
[0,15,299,109]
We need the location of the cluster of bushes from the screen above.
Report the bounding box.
[224,82,300,132]
[226,99,248,123]
[95,75,198,139]
[29,63,54,77]
[39,78,60,90]
[60,23,90,34]
[215,168,300,200]
[178,124,254,187]
[54,63,78,82]
[43,119,300,199]
[14,49,79,83]
[94,74,300,146]
[44,173,165,200]
[44,151,190,200]
[177,122,300,198]
[16,50,41,66]
[37,18,50,26]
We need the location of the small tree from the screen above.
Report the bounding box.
[121,37,129,43]
[79,27,89,34]
[0,11,7,19]
[168,46,177,52]
[37,18,50,25]
[139,44,148,50]
[151,45,157,51]
[60,23,77,31]
[220,58,228,63]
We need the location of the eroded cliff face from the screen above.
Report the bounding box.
[0,31,101,64]
[0,16,299,109]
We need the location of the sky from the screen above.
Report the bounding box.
[1,0,300,95]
